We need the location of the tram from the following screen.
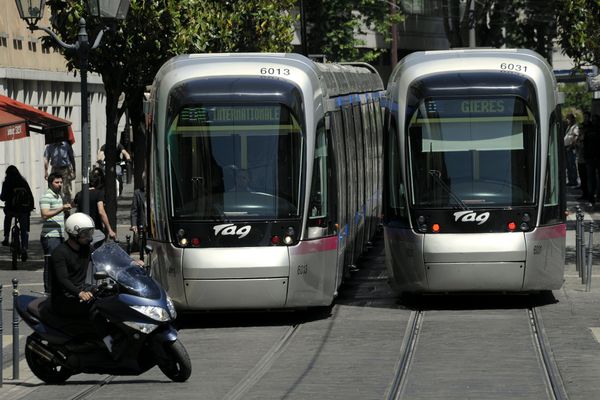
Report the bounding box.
[145,53,384,310]
[383,49,566,293]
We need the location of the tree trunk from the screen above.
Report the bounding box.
[126,89,147,190]
[103,84,122,233]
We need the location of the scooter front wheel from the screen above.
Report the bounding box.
[158,339,191,382]
[25,336,73,384]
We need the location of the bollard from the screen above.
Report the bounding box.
[576,206,583,275]
[126,234,131,255]
[586,223,594,292]
[12,278,19,380]
[0,284,3,387]
[578,210,586,279]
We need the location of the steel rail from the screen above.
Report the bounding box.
[68,375,115,400]
[528,307,569,400]
[223,324,301,400]
[385,310,423,400]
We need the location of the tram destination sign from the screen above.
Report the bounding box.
[424,97,527,118]
[179,105,285,126]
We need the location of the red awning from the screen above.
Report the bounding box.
[0,95,75,144]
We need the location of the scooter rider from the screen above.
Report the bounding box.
[49,212,96,320]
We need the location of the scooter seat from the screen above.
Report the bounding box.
[27,297,49,319]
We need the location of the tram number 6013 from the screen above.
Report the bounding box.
[500,62,527,73]
[260,67,290,76]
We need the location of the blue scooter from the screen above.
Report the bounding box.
[16,242,191,384]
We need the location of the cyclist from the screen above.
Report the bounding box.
[1,165,34,261]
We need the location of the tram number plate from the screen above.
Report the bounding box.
[260,67,291,76]
[500,62,527,73]
[297,264,308,275]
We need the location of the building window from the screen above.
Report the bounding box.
[0,37,7,47]
[42,43,51,54]
[28,41,37,52]
[13,39,23,50]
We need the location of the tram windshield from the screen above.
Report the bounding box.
[167,104,303,220]
[408,96,537,208]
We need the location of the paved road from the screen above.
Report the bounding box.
[0,184,600,399]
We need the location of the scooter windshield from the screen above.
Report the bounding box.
[91,243,161,299]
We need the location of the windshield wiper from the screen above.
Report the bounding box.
[427,170,468,210]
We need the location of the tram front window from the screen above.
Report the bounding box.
[167,104,303,219]
[408,97,537,208]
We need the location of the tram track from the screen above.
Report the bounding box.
[223,323,301,400]
[528,307,569,400]
[67,375,115,400]
[385,305,568,400]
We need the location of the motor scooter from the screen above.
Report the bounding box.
[16,241,191,384]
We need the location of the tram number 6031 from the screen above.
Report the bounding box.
[260,67,291,76]
[500,62,527,73]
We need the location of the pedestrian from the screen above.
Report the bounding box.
[43,140,76,206]
[74,167,116,241]
[564,113,579,187]
[575,113,588,201]
[40,172,72,292]
[129,172,146,251]
[582,111,599,204]
[0,165,35,261]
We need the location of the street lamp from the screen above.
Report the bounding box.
[15,0,130,215]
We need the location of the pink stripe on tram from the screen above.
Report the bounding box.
[531,224,566,240]
[291,236,338,255]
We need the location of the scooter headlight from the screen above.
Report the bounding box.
[166,296,177,319]
[130,305,170,322]
[123,321,158,334]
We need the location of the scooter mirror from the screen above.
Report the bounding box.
[145,244,153,255]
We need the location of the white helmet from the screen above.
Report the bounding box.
[65,213,95,238]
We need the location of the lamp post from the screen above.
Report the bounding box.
[15,0,130,215]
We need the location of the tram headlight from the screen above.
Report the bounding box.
[284,226,296,245]
[177,229,188,247]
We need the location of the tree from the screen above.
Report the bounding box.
[557,0,600,67]
[45,0,296,230]
[305,0,404,62]
[442,0,560,61]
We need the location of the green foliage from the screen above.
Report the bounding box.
[444,0,559,61]
[306,0,404,62]
[559,82,593,119]
[557,0,600,67]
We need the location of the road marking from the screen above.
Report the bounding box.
[589,328,600,344]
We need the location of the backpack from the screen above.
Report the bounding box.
[11,187,33,212]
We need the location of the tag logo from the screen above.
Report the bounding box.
[453,211,490,225]
[213,223,251,238]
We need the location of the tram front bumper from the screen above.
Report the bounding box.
[423,233,527,292]
[180,247,290,309]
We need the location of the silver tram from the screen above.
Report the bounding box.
[383,49,566,293]
[145,53,384,310]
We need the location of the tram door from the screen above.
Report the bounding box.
[330,111,348,288]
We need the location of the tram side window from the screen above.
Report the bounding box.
[385,121,408,223]
[541,112,563,224]
[308,120,333,237]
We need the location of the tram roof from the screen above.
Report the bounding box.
[151,53,383,103]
